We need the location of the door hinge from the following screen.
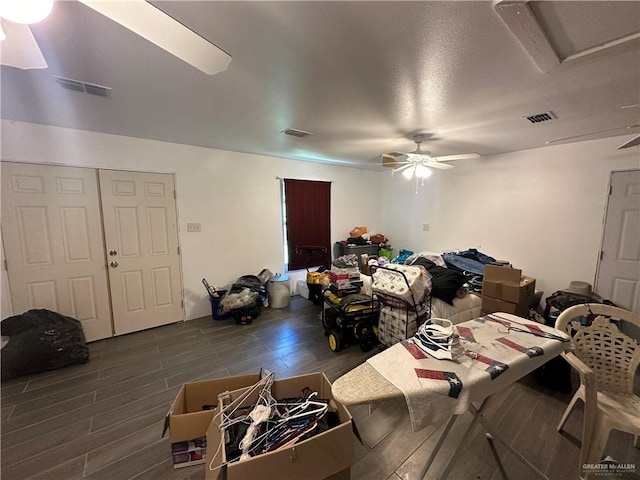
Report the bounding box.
[609,185,612,195]
[3,259,7,271]
[600,250,604,260]
[181,300,184,308]
[174,190,176,199]
[177,246,180,255]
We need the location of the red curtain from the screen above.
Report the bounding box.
[284,179,331,271]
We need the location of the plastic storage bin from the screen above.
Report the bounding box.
[267,274,291,308]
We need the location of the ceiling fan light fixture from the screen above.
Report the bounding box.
[0,0,53,25]
[415,164,432,178]
[406,153,432,162]
[402,166,415,180]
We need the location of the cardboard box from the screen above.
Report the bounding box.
[205,372,355,480]
[481,295,530,318]
[328,268,360,283]
[164,372,261,468]
[482,265,536,304]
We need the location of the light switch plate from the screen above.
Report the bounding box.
[187,223,201,232]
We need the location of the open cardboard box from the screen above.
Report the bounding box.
[164,372,262,468]
[205,372,356,480]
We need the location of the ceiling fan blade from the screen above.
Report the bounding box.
[617,135,640,149]
[433,153,480,162]
[392,163,415,174]
[426,162,455,170]
[0,20,47,69]
[382,153,409,168]
[546,124,640,145]
[78,0,231,75]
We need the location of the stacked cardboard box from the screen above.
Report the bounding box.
[327,267,362,296]
[481,265,536,317]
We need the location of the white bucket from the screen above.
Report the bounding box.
[267,274,291,308]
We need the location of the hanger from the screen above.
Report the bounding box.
[216,372,275,429]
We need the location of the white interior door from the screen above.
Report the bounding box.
[99,169,183,335]
[1,162,113,341]
[596,170,640,314]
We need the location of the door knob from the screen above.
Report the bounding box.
[109,250,117,256]
[110,261,118,268]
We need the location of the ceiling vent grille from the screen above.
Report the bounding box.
[54,76,112,97]
[282,128,313,138]
[525,111,556,124]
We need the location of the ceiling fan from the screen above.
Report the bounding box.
[0,0,231,75]
[382,134,480,180]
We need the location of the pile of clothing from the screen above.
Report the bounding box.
[405,248,500,303]
[342,226,390,247]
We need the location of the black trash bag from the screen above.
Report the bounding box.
[231,275,267,304]
[1,309,90,381]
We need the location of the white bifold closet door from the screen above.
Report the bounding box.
[1,163,113,341]
[99,169,182,335]
[1,162,183,341]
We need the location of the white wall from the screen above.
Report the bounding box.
[380,136,640,300]
[4,120,638,321]
[1,120,383,320]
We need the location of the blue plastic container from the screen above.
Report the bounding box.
[210,290,229,320]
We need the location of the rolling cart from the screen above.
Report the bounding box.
[322,291,380,353]
[370,264,432,346]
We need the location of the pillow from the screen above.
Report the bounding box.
[411,258,467,305]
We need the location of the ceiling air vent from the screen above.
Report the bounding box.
[54,76,112,98]
[281,128,313,138]
[524,111,556,124]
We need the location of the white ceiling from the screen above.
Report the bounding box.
[2,1,639,168]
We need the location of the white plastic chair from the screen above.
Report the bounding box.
[554,303,640,477]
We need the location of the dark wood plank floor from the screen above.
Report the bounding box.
[2,296,638,480]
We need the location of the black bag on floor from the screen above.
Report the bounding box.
[533,291,604,392]
[1,309,89,381]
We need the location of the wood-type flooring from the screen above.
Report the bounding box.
[2,296,638,480]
